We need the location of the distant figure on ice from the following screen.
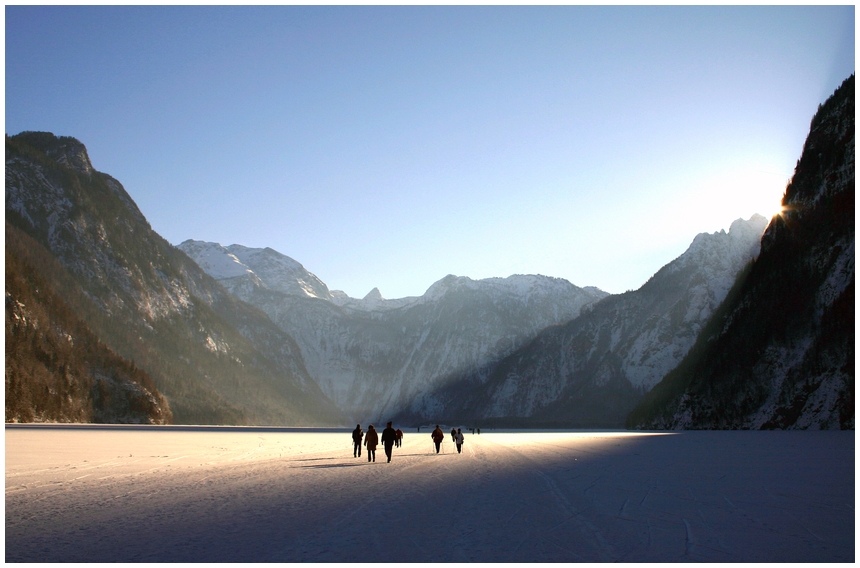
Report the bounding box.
[395,428,403,448]
[352,424,363,458]
[364,424,378,463]
[450,428,457,444]
[431,425,445,454]
[455,428,465,454]
[381,421,397,463]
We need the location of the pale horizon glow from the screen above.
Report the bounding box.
[5,6,854,299]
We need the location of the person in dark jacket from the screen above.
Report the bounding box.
[381,421,397,463]
[395,428,403,448]
[431,425,445,454]
[364,424,378,463]
[352,424,363,458]
[451,428,457,444]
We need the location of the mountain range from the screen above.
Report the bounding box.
[178,215,767,427]
[5,75,854,429]
[177,240,612,423]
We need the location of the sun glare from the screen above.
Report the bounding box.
[693,166,789,229]
[739,168,789,218]
[773,202,790,219]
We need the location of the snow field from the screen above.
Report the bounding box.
[4,426,854,562]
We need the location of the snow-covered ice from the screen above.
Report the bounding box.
[4,425,853,563]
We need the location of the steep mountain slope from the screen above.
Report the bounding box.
[407,215,769,427]
[5,132,344,426]
[628,75,854,430]
[6,223,172,424]
[178,240,608,422]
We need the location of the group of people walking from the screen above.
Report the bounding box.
[352,422,403,462]
[433,425,464,453]
[353,423,465,462]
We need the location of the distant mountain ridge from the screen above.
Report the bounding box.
[178,239,610,422]
[179,213,768,427]
[392,214,769,427]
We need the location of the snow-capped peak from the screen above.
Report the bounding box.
[682,214,768,267]
[422,273,604,303]
[223,245,332,300]
[178,241,332,300]
[178,240,254,280]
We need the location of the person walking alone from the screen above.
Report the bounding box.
[395,428,403,448]
[364,424,378,463]
[381,421,397,463]
[455,428,465,454]
[431,425,445,454]
[351,424,363,458]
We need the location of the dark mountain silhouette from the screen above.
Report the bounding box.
[628,75,854,429]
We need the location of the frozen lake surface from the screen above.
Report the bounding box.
[4,425,854,562]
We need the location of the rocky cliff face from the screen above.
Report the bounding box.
[6,132,344,426]
[628,75,854,430]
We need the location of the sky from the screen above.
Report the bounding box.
[5,5,855,299]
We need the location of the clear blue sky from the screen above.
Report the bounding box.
[6,5,854,299]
